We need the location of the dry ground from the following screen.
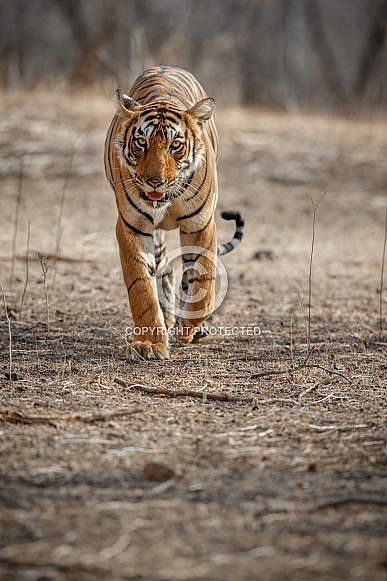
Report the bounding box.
[0,91,386,581]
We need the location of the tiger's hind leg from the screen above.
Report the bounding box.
[180,265,208,342]
[154,229,175,330]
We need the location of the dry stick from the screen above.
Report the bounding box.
[10,151,25,284]
[1,283,13,383]
[114,378,254,403]
[19,220,31,319]
[312,496,387,511]
[296,290,309,352]
[379,205,387,337]
[38,254,51,338]
[307,192,326,354]
[251,361,352,384]
[0,405,143,425]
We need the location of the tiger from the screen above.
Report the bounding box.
[104,66,244,361]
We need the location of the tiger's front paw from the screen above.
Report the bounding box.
[127,341,169,361]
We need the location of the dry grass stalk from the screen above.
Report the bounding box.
[38,253,51,337]
[1,283,13,383]
[19,220,31,319]
[307,192,326,354]
[379,206,387,337]
[251,361,352,384]
[10,151,25,285]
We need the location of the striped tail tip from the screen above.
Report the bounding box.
[217,210,245,256]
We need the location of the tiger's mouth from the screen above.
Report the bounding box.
[141,190,171,207]
[146,191,165,201]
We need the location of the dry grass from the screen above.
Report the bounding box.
[0,91,386,581]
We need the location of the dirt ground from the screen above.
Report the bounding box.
[0,91,386,581]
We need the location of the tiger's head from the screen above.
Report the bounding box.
[114,89,215,207]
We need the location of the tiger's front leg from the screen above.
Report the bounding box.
[177,221,217,344]
[116,218,168,361]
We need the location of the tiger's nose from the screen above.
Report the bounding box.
[147,179,165,190]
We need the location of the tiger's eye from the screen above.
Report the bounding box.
[135,137,147,148]
[170,140,183,151]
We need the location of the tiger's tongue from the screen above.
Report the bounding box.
[147,191,165,201]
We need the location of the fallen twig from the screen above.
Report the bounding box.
[114,377,253,403]
[251,362,352,384]
[312,496,387,511]
[0,405,142,425]
[305,363,352,383]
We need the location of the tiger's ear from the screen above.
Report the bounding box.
[115,89,141,116]
[188,98,215,123]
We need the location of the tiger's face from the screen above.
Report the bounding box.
[115,90,215,207]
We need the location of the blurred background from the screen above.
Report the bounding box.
[1,0,386,273]
[1,0,386,113]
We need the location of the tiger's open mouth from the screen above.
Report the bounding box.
[146,191,165,201]
[141,191,171,206]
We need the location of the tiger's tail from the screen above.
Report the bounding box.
[217,211,245,256]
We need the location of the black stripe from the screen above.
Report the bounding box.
[165,76,194,105]
[141,113,159,125]
[134,81,165,93]
[139,305,153,319]
[168,70,198,102]
[104,116,118,182]
[180,214,213,235]
[118,210,152,237]
[177,182,212,222]
[156,75,188,98]
[218,242,234,254]
[122,124,132,150]
[188,275,216,284]
[127,277,141,294]
[164,114,181,124]
[183,149,208,201]
[142,91,165,104]
[182,254,200,262]
[182,170,195,190]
